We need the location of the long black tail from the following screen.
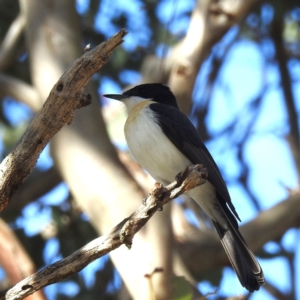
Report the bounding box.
[212,219,265,292]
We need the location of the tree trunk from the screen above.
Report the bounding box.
[20,0,174,298]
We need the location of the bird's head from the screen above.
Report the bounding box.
[104,83,179,112]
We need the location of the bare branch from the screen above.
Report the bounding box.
[0,29,128,211]
[0,13,26,71]
[271,17,300,179]
[8,167,62,212]
[168,0,263,114]
[0,73,40,111]
[0,164,207,300]
[264,280,290,300]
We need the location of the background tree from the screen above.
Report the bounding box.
[0,0,299,299]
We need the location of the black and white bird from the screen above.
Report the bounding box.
[104,83,265,292]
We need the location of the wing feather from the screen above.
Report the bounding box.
[150,103,240,223]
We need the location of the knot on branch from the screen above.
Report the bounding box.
[56,83,64,92]
[184,164,207,188]
[21,285,33,291]
[152,182,168,202]
[119,219,134,249]
[175,164,207,187]
[78,94,92,108]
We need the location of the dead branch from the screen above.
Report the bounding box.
[0,164,207,300]
[0,28,128,211]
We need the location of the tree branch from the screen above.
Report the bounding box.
[0,164,207,300]
[177,191,300,277]
[8,167,62,212]
[271,16,300,178]
[0,219,46,300]
[0,29,128,211]
[138,0,264,115]
[0,73,40,112]
[0,13,26,71]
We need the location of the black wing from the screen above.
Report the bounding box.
[150,103,241,223]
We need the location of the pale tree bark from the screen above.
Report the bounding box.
[0,219,46,300]
[141,0,264,114]
[0,73,40,111]
[20,0,174,299]
[0,13,26,71]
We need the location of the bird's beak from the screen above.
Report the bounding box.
[103,94,128,101]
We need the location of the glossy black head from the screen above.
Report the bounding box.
[123,83,179,108]
[104,83,179,109]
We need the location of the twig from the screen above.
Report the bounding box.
[271,17,300,178]
[0,164,207,300]
[264,280,290,300]
[0,28,128,211]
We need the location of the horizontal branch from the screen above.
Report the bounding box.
[0,164,207,300]
[0,29,128,211]
[177,191,300,276]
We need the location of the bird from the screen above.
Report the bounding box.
[104,83,265,292]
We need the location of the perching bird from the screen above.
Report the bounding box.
[104,83,265,292]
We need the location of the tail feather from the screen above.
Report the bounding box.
[213,220,265,292]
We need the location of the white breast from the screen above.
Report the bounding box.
[123,100,221,223]
[124,101,191,184]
